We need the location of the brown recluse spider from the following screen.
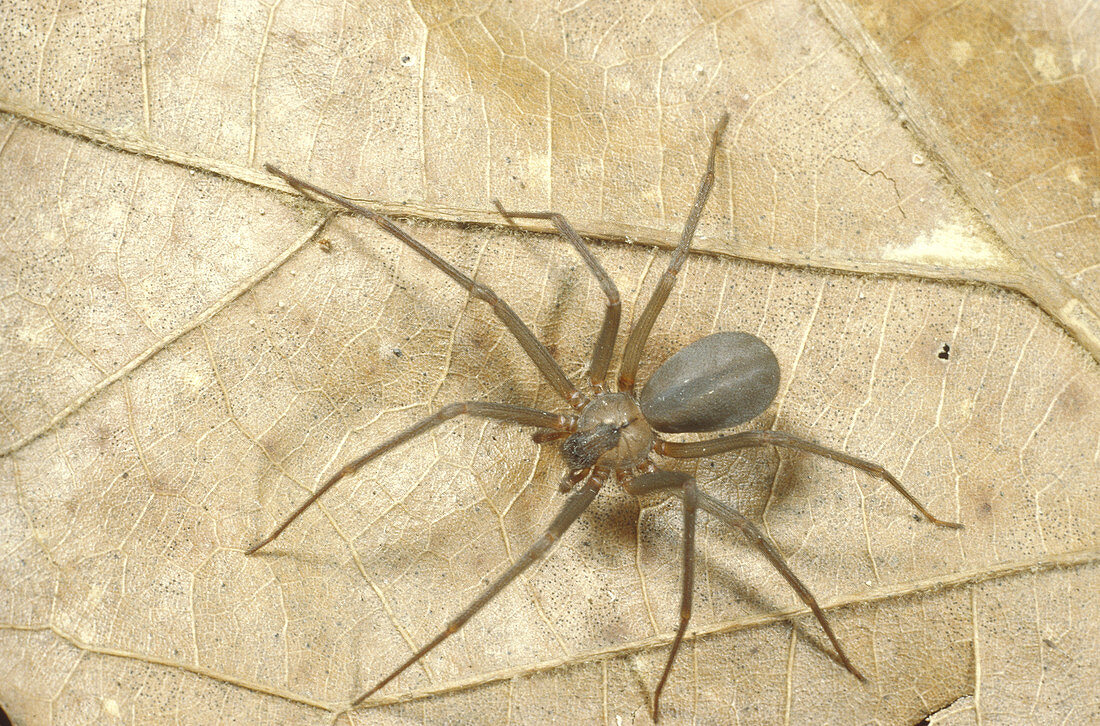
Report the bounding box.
[254,114,962,720]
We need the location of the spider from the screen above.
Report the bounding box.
[253,114,961,720]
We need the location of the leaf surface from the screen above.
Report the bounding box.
[0,1,1097,724]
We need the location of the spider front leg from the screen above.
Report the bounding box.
[246,402,574,553]
[656,430,962,528]
[492,203,621,391]
[618,112,729,393]
[265,164,587,410]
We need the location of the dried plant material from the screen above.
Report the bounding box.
[0,1,1096,724]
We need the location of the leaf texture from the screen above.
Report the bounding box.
[0,1,1097,724]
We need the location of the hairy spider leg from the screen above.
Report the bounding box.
[265,164,588,411]
[247,403,574,553]
[656,430,963,528]
[492,203,621,392]
[621,470,698,720]
[618,113,730,393]
[353,474,605,706]
[625,469,866,721]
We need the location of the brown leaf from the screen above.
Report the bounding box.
[0,1,1096,724]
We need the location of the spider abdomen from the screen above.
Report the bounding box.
[639,331,780,434]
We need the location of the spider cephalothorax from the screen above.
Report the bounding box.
[252,114,960,720]
[560,392,652,472]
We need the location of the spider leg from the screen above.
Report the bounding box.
[692,489,866,681]
[491,203,621,392]
[247,402,574,554]
[656,431,962,528]
[618,113,729,393]
[353,475,604,706]
[265,164,587,410]
[623,470,697,721]
[628,470,865,708]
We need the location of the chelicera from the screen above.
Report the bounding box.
[254,114,961,719]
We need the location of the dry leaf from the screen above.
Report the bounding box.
[1,1,1097,724]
